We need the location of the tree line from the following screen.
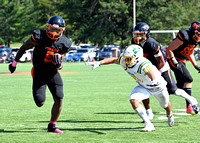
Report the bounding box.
[0,0,199,48]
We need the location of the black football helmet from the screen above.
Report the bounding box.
[133,22,150,44]
[46,15,65,40]
[189,21,200,42]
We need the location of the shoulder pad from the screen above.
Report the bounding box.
[32,30,42,42]
[57,35,72,53]
[137,59,151,74]
[146,37,160,54]
[177,30,189,42]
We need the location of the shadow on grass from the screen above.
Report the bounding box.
[95,112,136,115]
[61,127,142,134]
[39,120,140,124]
[95,111,160,115]
[0,129,40,133]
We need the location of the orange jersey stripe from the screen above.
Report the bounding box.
[153,46,160,54]
[178,33,184,40]
[31,66,34,79]
[31,35,37,42]
[175,57,186,63]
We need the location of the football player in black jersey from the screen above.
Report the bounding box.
[167,21,200,114]
[9,15,72,133]
[132,22,199,118]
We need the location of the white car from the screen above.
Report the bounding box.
[19,50,33,62]
[70,44,80,50]
[73,48,96,62]
[99,45,121,60]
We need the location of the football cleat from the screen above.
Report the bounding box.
[47,128,63,133]
[186,104,195,115]
[167,114,174,127]
[192,104,200,115]
[141,122,155,132]
[47,123,63,133]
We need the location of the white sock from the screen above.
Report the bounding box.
[175,89,198,105]
[146,108,153,115]
[135,105,151,124]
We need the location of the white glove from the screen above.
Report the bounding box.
[146,80,161,87]
[85,61,101,70]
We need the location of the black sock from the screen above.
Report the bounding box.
[183,88,191,107]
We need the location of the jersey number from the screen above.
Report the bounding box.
[143,65,151,74]
[180,44,195,55]
[44,47,59,63]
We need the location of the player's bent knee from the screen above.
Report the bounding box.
[130,99,140,109]
[168,89,176,95]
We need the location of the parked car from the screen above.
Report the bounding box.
[0,46,12,62]
[70,44,80,50]
[65,50,77,62]
[19,49,33,62]
[8,47,20,62]
[79,43,91,49]
[94,49,100,61]
[73,48,96,62]
[99,45,121,60]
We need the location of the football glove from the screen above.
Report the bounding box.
[9,61,17,73]
[175,63,184,74]
[146,80,161,87]
[85,61,101,70]
[170,57,184,74]
[52,54,63,69]
[195,65,200,73]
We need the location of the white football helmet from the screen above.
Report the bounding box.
[122,44,143,68]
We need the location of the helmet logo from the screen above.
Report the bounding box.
[52,24,59,28]
[143,25,149,31]
[133,48,139,54]
[192,23,199,30]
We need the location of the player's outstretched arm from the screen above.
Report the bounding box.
[188,52,200,73]
[9,38,36,73]
[85,57,119,70]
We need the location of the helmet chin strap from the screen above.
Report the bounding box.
[136,37,142,44]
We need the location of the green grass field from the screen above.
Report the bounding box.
[1,62,200,143]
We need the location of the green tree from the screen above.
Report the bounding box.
[135,0,200,45]
[59,0,133,48]
[1,0,200,47]
[0,0,39,47]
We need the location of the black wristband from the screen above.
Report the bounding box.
[195,65,200,71]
